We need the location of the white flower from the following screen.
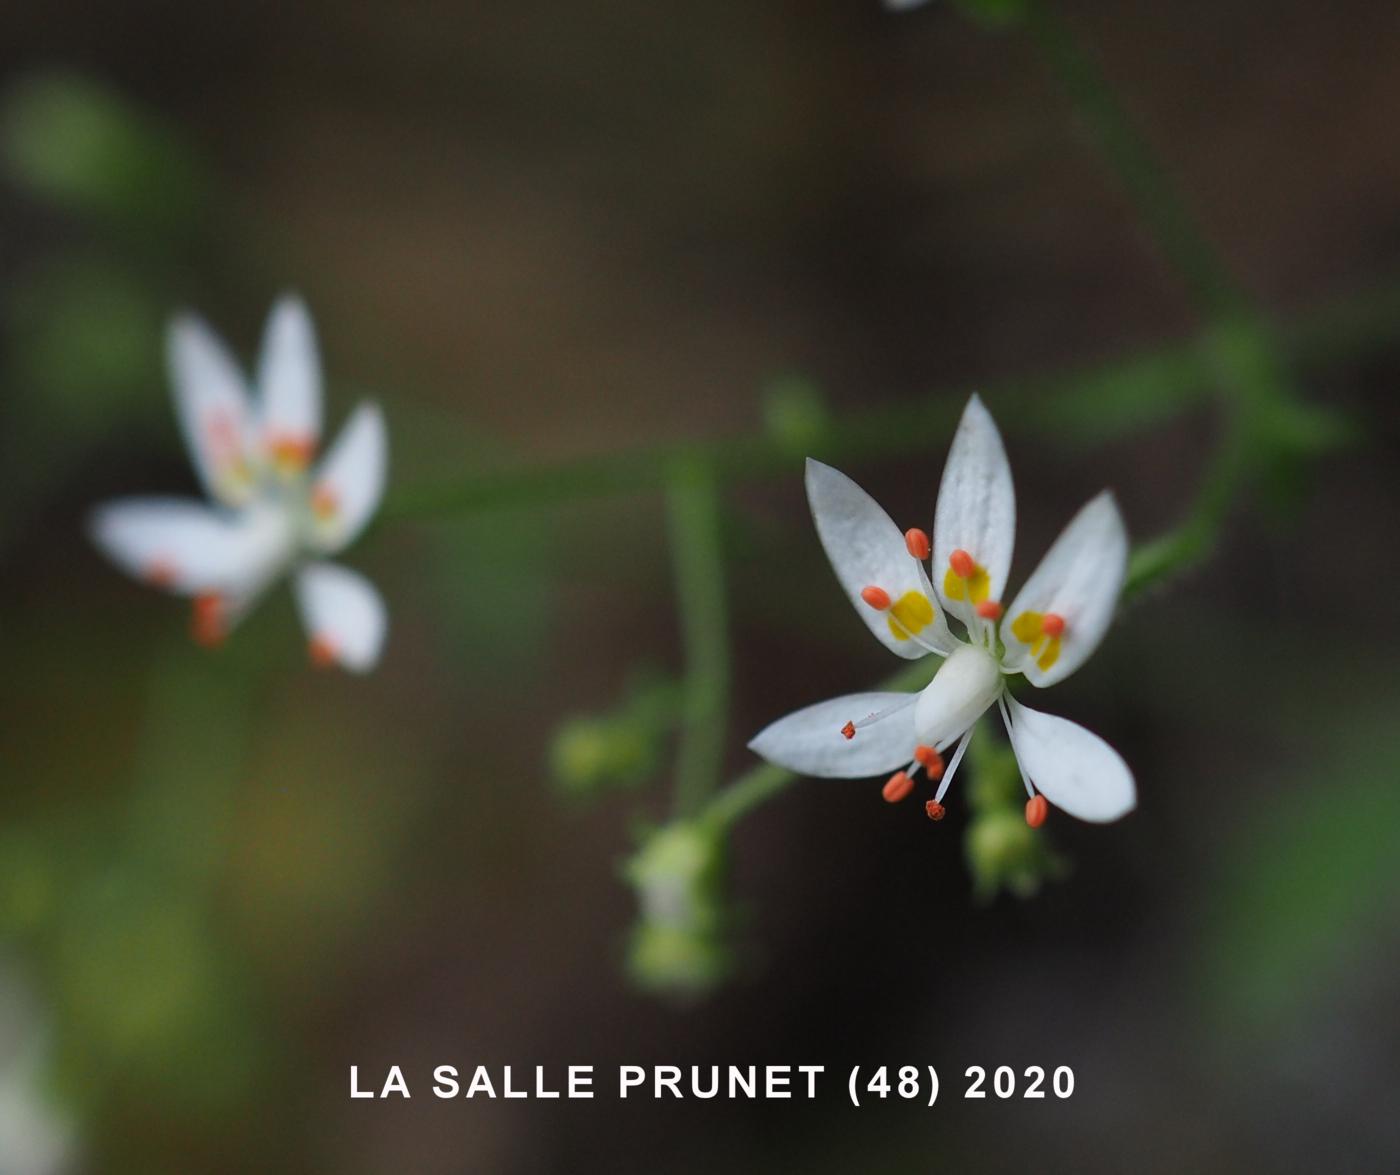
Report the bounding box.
[89,296,388,672]
[749,395,1135,826]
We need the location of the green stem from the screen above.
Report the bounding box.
[666,461,731,817]
[1025,1,1242,317]
[379,280,1399,523]
[1027,1,1316,600]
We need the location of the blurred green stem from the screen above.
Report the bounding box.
[381,281,1395,523]
[1025,1,1242,316]
[666,461,731,817]
[1028,0,1317,599]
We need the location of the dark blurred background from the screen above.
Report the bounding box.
[2,1,1399,1172]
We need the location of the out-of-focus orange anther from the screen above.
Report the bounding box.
[882,772,915,803]
[949,549,975,579]
[1041,613,1065,637]
[840,720,856,741]
[1025,794,1048,828]
[191,593,226,648]
[976,600,1003,620]
[310,483,338,520]
[145,560,178,589]
[904,528,931,560]
[860,586,891,610]
[268,433,315,470]
[913,744,945,779]
[308,636,338,668]
[924,800,946,821]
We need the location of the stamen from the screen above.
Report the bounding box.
[976,600,1002,620]
[1025,794,1048,828]
[191,593,227,648]
[882,772,915,804]
[860,586,891,610]
[308,636,339,668]
[924,800,945,821]
[913,744,944,779]
[949,548,975,579]
[848,695,918,735]
[904,528,931,560]
[933,726,975,804]
[840,720,856,741]
[1041,613,1065,637]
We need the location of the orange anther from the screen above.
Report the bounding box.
[308,635,338,668]
[924,800,946,821]
[1025,794,1048,828]
[860,586,891,610]
[949,549,975,578]
[268,432,315,471]
[144,560,178,589]
[882,771,915,804]
[904,528,931,560]
[1041,613,1065,637]
[976,600,1003,620]
[840,720,856,741]
[913,745,945,779]
[310,483,339,520]
[191,593,226,648]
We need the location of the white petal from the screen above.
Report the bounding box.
[89,497,265,595]
[305,402,387,553]
[932,394,1016,610]
[257,295,323,459]
[805,459,949,659]
[1003,696,1135,822]
[167,314,257,507]
[748,692,916,779]
[294,562,387,673]
[1001,491,1128,687]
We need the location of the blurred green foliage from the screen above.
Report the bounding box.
[1199,701,1400,1034]
[3,72,205,229]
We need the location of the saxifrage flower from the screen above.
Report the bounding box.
[749,395,1135,826]
[90,296,388,671]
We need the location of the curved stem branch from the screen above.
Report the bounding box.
[667,460,730,817]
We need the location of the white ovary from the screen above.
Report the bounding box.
[913,644,1003,749]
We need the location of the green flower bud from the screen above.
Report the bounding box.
[623,822,731,997]
[550,716,658,797]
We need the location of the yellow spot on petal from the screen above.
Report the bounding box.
[943,562,990,604]
[1010,611,1062,672]
[887,591,934,641]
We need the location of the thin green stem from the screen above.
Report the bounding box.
[666,460,731,817]
[1025,1,1242,316]
[379,280,1399,523]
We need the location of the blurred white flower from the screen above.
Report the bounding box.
[0,971,75,1175]
[750,395,1135,826]
[90,296,388,671]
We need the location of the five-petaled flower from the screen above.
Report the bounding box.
[89,296,388,672]
[749,395,1135,826]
